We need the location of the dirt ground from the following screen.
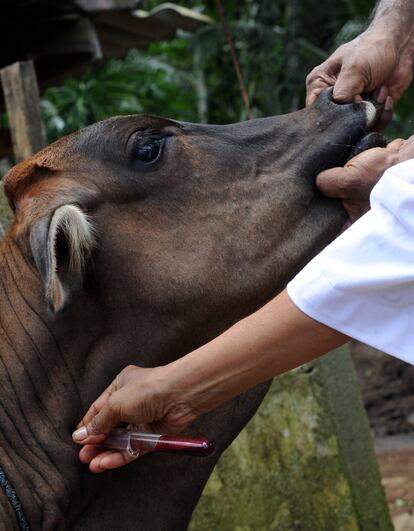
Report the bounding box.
[377,449,414,530]
[351,342,414,530]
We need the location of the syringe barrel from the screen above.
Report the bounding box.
[101,429,214,457]
[154,435,214,456]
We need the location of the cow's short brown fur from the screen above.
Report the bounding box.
[0,92,375,530]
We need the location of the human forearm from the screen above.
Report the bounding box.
[370,0,414,42]
[73,290,348,472]
[366,0,414,72]
[306,0,414,107]
[163,290,347,419]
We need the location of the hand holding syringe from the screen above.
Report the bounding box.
[97,428,214,458]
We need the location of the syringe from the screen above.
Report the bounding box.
[98,428,214,457]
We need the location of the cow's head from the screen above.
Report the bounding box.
[0,90,384,529]
[4,89,379,322]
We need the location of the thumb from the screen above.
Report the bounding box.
[333,67,366,102]
[73,395,121,444]
[316,166,351,198]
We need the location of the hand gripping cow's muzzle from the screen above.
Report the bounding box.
[315,88,387,163]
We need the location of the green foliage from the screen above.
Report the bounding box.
[42,44,197,142]
[163,0,372,122]
[39,0,375,138]
[9,0,414,142]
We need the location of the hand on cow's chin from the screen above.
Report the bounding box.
[315,137,408,225]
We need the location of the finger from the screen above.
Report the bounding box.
[388,69,413,103]
[316,167,350,198]
[373,85,388,105]
[387,137,405,150]
[89,450,136,473]
[333,67,366,102]
[306,55,344,105]
[306,87,325,106]
[79,444,104,464]
[76,392,110,430]
[374,96,393,131]
[73,393,121,444]
[306,76,335,106]
[371,87,392,131]
[305,71,325,105]
[76,378,120,431]
[317,166,368,222]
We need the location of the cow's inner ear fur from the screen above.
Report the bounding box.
[30,205,95,314]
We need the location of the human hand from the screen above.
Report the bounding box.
[72,365,195,473]
[306,31,414,127]
[317,135,414,223]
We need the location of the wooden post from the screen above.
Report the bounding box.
[0,61,47,162]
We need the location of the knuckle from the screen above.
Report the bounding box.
[120,365,131,377]
[305,70,316,86]
[306,64,325,84]
[342,177,359,194]
[340,59,366,79]
[340,171,364,195]
[305,65,323,89]
[118,365,137,384]
[88,416,99,435]
[107,395,120,415]
[341,56,361,69]
[90,402,100,417]
[108,381,118,396]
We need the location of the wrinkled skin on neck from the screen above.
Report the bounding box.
[0,91,377,529]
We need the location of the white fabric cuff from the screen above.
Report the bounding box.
[287,159,414,365]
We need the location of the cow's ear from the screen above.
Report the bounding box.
[30,205,95,314]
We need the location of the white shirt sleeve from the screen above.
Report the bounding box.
[287,158,414,365]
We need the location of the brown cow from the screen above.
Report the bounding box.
[0,90,381,530]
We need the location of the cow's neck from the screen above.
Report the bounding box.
[0,230,233,530]
[0,236,104,530]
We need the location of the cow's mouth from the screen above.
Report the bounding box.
[308,90,387,177]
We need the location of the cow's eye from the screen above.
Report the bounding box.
[135,139,162,164]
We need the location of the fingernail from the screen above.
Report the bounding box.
[375,86,387,104]
[384,96,393,111]
[72,426,88,441]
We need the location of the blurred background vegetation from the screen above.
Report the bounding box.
[25,0,414,142]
